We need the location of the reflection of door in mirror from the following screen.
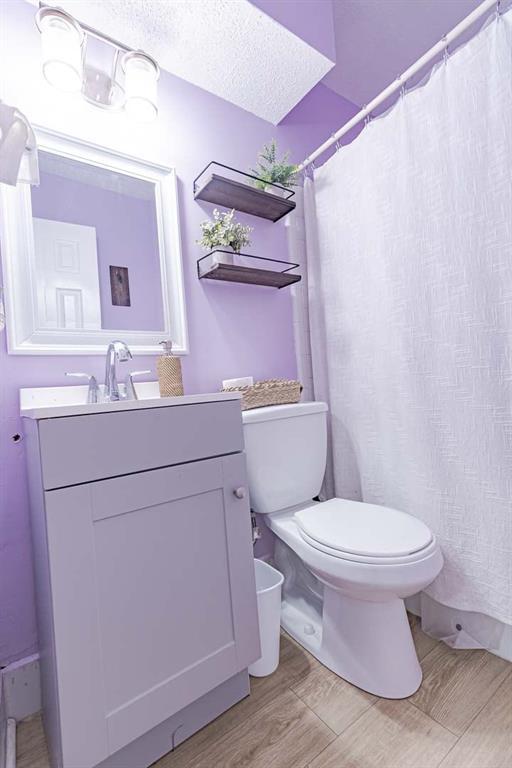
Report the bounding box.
[30,151,165,333]
[33,218,101,330]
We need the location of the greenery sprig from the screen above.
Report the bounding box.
[251,139,298,190]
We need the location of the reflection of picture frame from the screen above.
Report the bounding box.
[110,266,131,307]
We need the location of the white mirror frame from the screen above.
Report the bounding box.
[0,127,188,355]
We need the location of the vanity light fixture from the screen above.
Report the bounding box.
[35,4,160,121]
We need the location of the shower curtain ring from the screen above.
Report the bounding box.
[400,83,406,99]
[442,35,450,64]
[496,0,502,17]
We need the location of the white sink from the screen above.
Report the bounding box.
[20,381,241,419]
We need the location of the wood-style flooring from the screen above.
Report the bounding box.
[17,617,512,768]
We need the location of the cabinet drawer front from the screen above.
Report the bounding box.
[38,400,243,489]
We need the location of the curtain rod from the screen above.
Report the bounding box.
[297,0,498,173]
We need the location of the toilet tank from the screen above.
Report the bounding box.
[242,402,328,515]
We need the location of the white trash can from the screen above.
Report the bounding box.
[249,558,284,677]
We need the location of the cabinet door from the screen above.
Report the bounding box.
[45,454,259,768]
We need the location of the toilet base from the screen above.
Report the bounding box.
[282,589,422,699]
[276,541,423,699]
[321,588,422,697]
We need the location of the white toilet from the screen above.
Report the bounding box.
[242,401,443,698]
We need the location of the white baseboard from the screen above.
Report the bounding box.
[0,679,15,768]
[5,720,15,768]
[1,654,41,721]
[0,679,6,768]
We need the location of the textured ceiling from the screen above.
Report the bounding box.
[323,0,483,107]
[26,0,334,125]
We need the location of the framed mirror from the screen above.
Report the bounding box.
[0,128,188,355]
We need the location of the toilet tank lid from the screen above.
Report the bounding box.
[242,401,327,424]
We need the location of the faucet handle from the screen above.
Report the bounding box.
[124,370,151,401]
[66,372,100,404]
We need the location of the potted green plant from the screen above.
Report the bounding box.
[251,139,299,197]
[197,208,253,265]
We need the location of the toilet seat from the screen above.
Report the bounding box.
[298,527,438,565]
[294,498,433,563]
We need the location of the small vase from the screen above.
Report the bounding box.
[265,184,288,198]
[212,250,235,266]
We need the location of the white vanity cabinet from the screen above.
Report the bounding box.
[23,394,260,768]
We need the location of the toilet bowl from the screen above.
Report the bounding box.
[242,402,443,698]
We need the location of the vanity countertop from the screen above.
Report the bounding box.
[20,381,241,420]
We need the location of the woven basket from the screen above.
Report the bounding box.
[222,378,302,411]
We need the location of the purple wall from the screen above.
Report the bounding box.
[249,0,336,63]
[31,172,164,332]
[0,1,358,667]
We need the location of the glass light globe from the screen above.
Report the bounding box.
[122,52,159,122]
[37,10,84,93]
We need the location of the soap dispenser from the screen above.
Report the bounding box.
[157,340,184,397]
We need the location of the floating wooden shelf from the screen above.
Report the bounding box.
[193,162,296,222]
[197,251,301,289]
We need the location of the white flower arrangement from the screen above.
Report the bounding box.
[197,209,253,253]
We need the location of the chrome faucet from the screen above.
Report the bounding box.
[104,340,132,401]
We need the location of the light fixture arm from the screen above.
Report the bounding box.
[15,107,37,153]
[0,100,39,186]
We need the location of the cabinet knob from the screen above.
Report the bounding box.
[233,487,246,499]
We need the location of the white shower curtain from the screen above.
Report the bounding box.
[290,10,512,657]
